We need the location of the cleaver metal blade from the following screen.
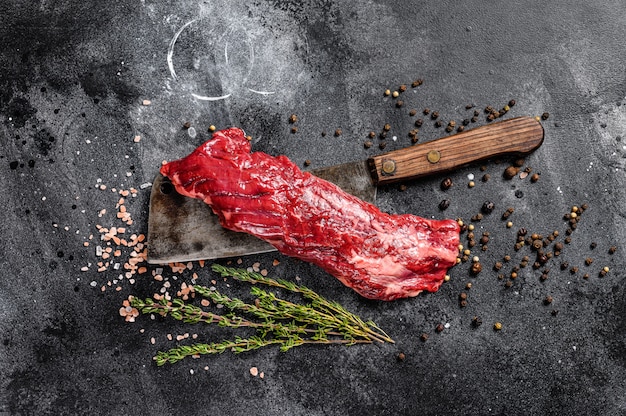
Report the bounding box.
[147,116,544,264]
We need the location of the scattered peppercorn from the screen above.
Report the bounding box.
[471,316,482,328]
[364,140,373,149]
[183,121,192,129]
[471,262,482,275]
[379,142,387,150]
[441,177,453,190]
[541,112,550,120]
[397,352,406,361]
[481,201,495,214]
[544,296,553,305]
[303,159,311,167]
[399,84,407,92]
[334,129,342,137]
[415,118,423,127]
[431,111,439,120]
[585,257,594,266]
[423,108,430,115]
[434,120,443,128]
[396,100,404,108]
[508,99,516,107]
[409,109,417,116]
[392,91,399,98]
[482,173,490,182]
[530,173,540,182]
[439,199,451,211]
[291,127,298,134]
[609,246,617,254]
[420,333,429,342]
[503,166,519,179]
[494,322,503,331]
[288,114,298,123]
[383,123,391,132]
[435,323,445,333]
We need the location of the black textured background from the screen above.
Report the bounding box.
[1,1,625,415]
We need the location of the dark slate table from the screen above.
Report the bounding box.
[1,1,624,415]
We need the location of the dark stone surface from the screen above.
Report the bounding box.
[1,1,625,415]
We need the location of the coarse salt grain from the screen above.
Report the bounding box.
[250,367,259,377]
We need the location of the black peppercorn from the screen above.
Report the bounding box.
[481,201,495,214]
[431,111,439,120]
[441,177,453,190]
[439,199,451,210]
[471,316,482,328]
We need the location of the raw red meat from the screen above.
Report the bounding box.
[160,127,460,301]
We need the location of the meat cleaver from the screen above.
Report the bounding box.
[147,116,543,264]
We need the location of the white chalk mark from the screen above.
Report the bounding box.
[192,93,232,101]
[247,88,275,95]
[168,18,275,99]
[167,20,196,81]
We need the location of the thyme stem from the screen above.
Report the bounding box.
[129,265,393,365]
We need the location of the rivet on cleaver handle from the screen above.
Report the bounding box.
[368,116,543,184]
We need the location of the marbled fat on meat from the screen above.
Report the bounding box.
[160,128,460,301]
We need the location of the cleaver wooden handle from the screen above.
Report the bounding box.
[368,116,544,185]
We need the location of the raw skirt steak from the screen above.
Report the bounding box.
[160,128,460,301]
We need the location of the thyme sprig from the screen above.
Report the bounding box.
[129,265,393,365]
